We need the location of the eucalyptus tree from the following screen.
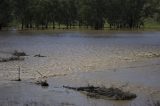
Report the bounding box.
[48,0,59,29]
[57,0,77,29]
[68,0,78,28]
[106,0,147,29]
[144,0,160,23]
[90,0,107,29]
[1,0,160,30]
[125,0,146,28]
[79,0,107,30]
[143,0,160,17]
[58,0,69,28]
[78,0,91,28]
[14,0,31,29]
[0,0,12,30]
[25,0,37,28]
[34,0,53,29]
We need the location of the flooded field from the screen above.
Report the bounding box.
[0,31,160,106]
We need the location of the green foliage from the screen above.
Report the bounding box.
[57,0,78,29]
[0,0,12,30]
[14,0,35,29]
[79,0,107,29]
[0,0,160,30]
[105,0,146,29]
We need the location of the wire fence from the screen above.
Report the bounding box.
[0,62,160,81]
[0,66,38,81]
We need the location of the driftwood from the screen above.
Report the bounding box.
[63,85,137,100]
[0,56,24,62]
[34,54,47,57]
[12,50,27,56]
[35,80,49,87]
[35,71,49,87]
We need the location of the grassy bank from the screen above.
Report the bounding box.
[2,21,160,33]
[144,18,160,30]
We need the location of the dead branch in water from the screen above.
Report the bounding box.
[63,85,137,100]
[12,50,28,56]
[34,54,47,57]
[35,71,49,87]
[0,56,24,62]
[35,80,49,87]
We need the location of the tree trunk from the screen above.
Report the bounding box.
[66,23,69,29]
[30,23,33,29]
[0,25,2,30]
[26,24,29,28]
[59,23,61,29]
[21,21,24,30]
[45,24,48,29]
[53,21,55,29]
[42,24,44,30]
[79,22,81,28]
[86,24,89,29]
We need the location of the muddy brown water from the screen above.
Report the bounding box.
[0,31,160,106]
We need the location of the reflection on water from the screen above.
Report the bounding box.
[0,31,160,106]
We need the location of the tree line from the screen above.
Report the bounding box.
[0,0,160,30]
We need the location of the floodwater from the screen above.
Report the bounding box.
[0,31,160,106]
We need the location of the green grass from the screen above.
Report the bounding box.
[144,18,160,30]
[3,19,160,32]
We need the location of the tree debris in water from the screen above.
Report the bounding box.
[35,71,49,87]
[0,56,24,62]
[12,50,28,56]
[34,54,47,57]
[35,80,49,87]
[12,79,21,81]
[63,85,137,100]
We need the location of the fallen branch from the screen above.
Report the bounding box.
[35,80,49,87]
[35,71,49,87]
[34,54,47,57]
[0,56,24,62]
[63,85,137,100]
[12,50,28,56]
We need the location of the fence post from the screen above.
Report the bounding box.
[17,66,21,81]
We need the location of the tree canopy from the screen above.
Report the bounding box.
[0,0,12,30]
[0,0,160,30]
